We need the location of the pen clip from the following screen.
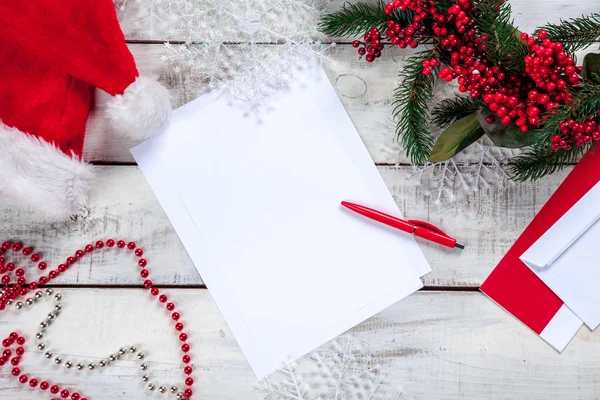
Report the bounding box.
[407,220,452,238]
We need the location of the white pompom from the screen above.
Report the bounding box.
[106,76,172,140]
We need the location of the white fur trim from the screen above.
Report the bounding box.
[0,123,93,220]
[106,76,172,140]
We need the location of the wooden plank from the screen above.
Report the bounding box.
[0,165,568,287]
[1,289,598,399]
[117,0,600,43]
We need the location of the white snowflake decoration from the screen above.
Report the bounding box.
[257,336,411,400]
[116,0,329,111]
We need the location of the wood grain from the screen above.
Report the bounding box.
[1,289,597,400]
[0,165,568,287]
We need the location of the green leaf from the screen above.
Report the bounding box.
[478,107,540,148]
[429,112,486,162]
[582,53,600,82]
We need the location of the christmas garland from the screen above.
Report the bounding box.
[320,0,600,180]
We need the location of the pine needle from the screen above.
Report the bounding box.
[393,49,438,164]
[431,96,484,128]
[472,0,528,73]
[538,13,600,55]
[319,1,413,38]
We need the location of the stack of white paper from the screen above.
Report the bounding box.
[132,67,431,379]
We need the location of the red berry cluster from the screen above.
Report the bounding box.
[352,28,384,63]
[551,112,600,150]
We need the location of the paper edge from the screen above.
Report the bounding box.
[539,304,583,352]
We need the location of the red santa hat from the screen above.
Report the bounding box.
[0,0,172,219]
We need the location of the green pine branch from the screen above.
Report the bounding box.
[393,50,438,164]
[538,13,600,55]
[431,96,484,128]
[319,1,413,38]
[473,0,528,73]
[509,83,600,181]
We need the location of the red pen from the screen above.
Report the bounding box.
[341,201,464,249]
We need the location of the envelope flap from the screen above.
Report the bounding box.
[521,181,600,268]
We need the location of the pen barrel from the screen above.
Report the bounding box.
[414,226,456,248]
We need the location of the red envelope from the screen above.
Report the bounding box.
[481,150,600,351]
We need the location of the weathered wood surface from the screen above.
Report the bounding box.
[1,289,598,400]
[0,165,568,287]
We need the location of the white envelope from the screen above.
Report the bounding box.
[520,181,600,329]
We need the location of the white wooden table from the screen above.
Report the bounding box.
[2,2,600,399]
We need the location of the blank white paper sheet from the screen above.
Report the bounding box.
[131,67,431,379]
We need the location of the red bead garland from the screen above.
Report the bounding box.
[0,240,195,399]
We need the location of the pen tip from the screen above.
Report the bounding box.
[455,242,465,250]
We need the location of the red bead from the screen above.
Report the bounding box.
[49,270,59,279]
[19,375,28,384]
[2,241,11,249]
[71,393,81,400]
[2,339,12,347]
[6,263,15,271]
[2,349,10,358]
[143,280,153,289]
[106,239,115,247]
[127,242,136,250]
[184,389,193,398]
[95,240,105,249]
[138,259,147,267]
[16,347,24,356]
[11,367,20,376]
[85,245,94,253]
[15,268,24,277]
[58,264,68,273]
[183,355,191,363]
[31,254,40,262]
[117,240,126,249]
[16,337,25,345]
[140,270,149,279]
[181,344,190,353]
[30,282,38,290]
[159,294,168,303]
[51,384,60,394]
[172,312,181,321]
[2,275,10,284]
[134,248,144,257]
[38,262,48,270]
[179,333,188,342]
[61,389,70,398]
[75,250,84,258]
[66,256,76,265]
[166,302,175,311]
[11,357,20,366]
[150,288,159,296]
[185,377,194,386]
[39,276,49,285]
[176,323,184,331]
[12,243,22,252]
[29,378,39,387]
[184,366,193,375]
[40,381,50,390]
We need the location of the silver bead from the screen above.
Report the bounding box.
[88,363,96,370]
[47,313,56,320]
[54,357,62,365]
[40,321,48,329]
[55,304,62,312]
[25,298,34,306]
[158,386,167,393]
[137,352,145,360]
[15,301,23,310]
[36,332,44,340]
[7,299,13,306]
[45,351,53,359]
[118,348,126,355]
[35,291,43,299]
[148,383,156,391]
[99,360,107,368]
[65,361,73,369]
[109,354,117,362]
[76,363,85,370]
[170,386,178,394]
[54,293,62,301]
[129,346,137,353]
[176,394,185,400]
[46,288,54,295]
[38,343,45,350]
[142,375,149,382]
[140,363,148,371]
